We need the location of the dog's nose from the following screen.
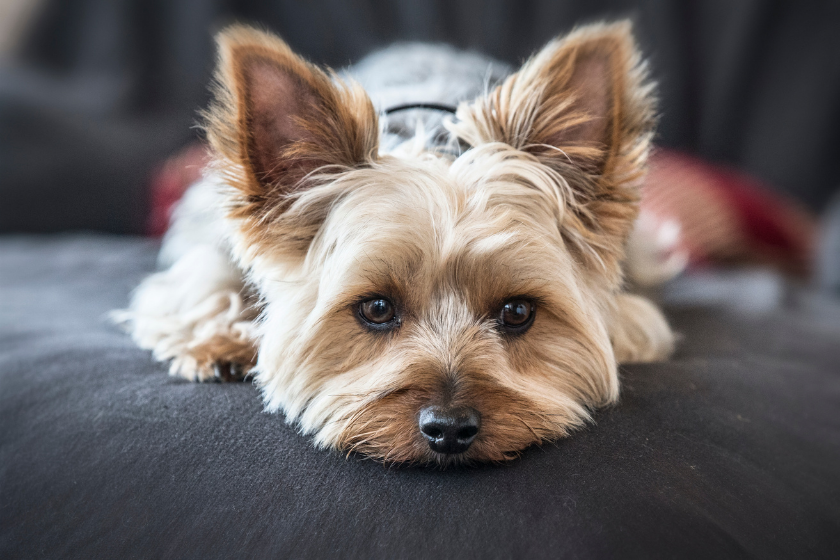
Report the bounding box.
[418,405,481,454]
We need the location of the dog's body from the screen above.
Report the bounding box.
[120,23,675,464]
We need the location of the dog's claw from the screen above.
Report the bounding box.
[213,361,247,382]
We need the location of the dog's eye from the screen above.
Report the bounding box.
[359,298,396,326]
[499,299,535,332]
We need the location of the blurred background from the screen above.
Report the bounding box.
[1,0,839,291]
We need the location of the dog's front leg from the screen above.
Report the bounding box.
[609,293,675,364]
[115,245,258,381]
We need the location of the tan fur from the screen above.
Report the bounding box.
[203,25,380,259]
[114,244,258,381]
[123,22,674,465]
[449,21,655,285]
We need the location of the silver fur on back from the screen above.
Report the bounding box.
[348,43,512,152]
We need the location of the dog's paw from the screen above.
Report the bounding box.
[169,348,254,383]
[212,361,249,382]
[610,293,675,363]
[116,245,259,383]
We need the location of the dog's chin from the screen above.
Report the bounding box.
[344,428,547,467]
[419,439,542,468]
[418,448,500,469]
[342,436,536,468]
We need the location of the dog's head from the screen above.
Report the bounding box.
[205,22,657,464]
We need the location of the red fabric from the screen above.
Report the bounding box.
[146,144,207,236]
[642,150,815,275]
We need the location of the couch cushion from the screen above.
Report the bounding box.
[1,235,839,559]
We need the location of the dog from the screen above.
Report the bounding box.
[118,21,675,464]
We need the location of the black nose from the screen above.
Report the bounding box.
[418,405,481,454]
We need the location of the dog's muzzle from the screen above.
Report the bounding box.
[418,405,481,454]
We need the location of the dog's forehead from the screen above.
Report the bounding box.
[321,159,557,249]
[324,156,561,236]
[312,159,572,303]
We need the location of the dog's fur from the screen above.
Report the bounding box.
[118,22,675,464]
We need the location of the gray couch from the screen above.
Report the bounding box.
[2,235,839,559]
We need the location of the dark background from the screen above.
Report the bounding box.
[2,0,840,233]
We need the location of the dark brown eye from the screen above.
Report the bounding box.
[359,298,396,326]
[499,299,535,332]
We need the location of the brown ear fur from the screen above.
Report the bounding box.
[451,22,656,281]
[203,25,379,222]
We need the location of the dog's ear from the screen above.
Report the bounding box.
[205,25,379,219]
[453,22,655,279]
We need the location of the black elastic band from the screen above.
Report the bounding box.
[384,103,458,115]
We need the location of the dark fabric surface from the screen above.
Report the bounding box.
[1,235,840,559]
[2,1,839,234]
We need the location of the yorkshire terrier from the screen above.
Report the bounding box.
[118,21,675,464]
